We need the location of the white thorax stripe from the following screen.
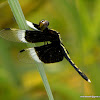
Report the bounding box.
[26,20,39,31]
[28,48,42,63]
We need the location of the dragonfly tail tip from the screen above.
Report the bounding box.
[88,79,91,83]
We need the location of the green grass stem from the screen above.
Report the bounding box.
[8,0,54,100]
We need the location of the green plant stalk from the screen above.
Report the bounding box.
[8,0,54,100]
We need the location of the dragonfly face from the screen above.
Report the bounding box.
[39,20,49,31]
[0,20,91,83]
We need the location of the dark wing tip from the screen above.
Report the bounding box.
[20,49,25,53]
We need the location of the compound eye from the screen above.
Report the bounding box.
[39,20,49,30]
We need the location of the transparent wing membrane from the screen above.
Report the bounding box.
[18,48,42,63]
[0,28,28,43]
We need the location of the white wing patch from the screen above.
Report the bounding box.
[17,30,28,43]
[29,48,42,63]
[26,20,39,31]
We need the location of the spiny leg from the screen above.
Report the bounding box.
[60,44,91,83]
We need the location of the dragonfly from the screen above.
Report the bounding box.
[0,20,91,83]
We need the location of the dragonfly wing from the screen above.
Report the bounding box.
[18,48,42,63]
[35,42,64,63]
[19,42,64,63]
[26,20,40,30]
[0,28,28,43]
[0,28,54,43]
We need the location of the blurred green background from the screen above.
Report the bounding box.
[0,0,100,100]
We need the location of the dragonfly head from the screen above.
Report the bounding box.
[39,20,49,31]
